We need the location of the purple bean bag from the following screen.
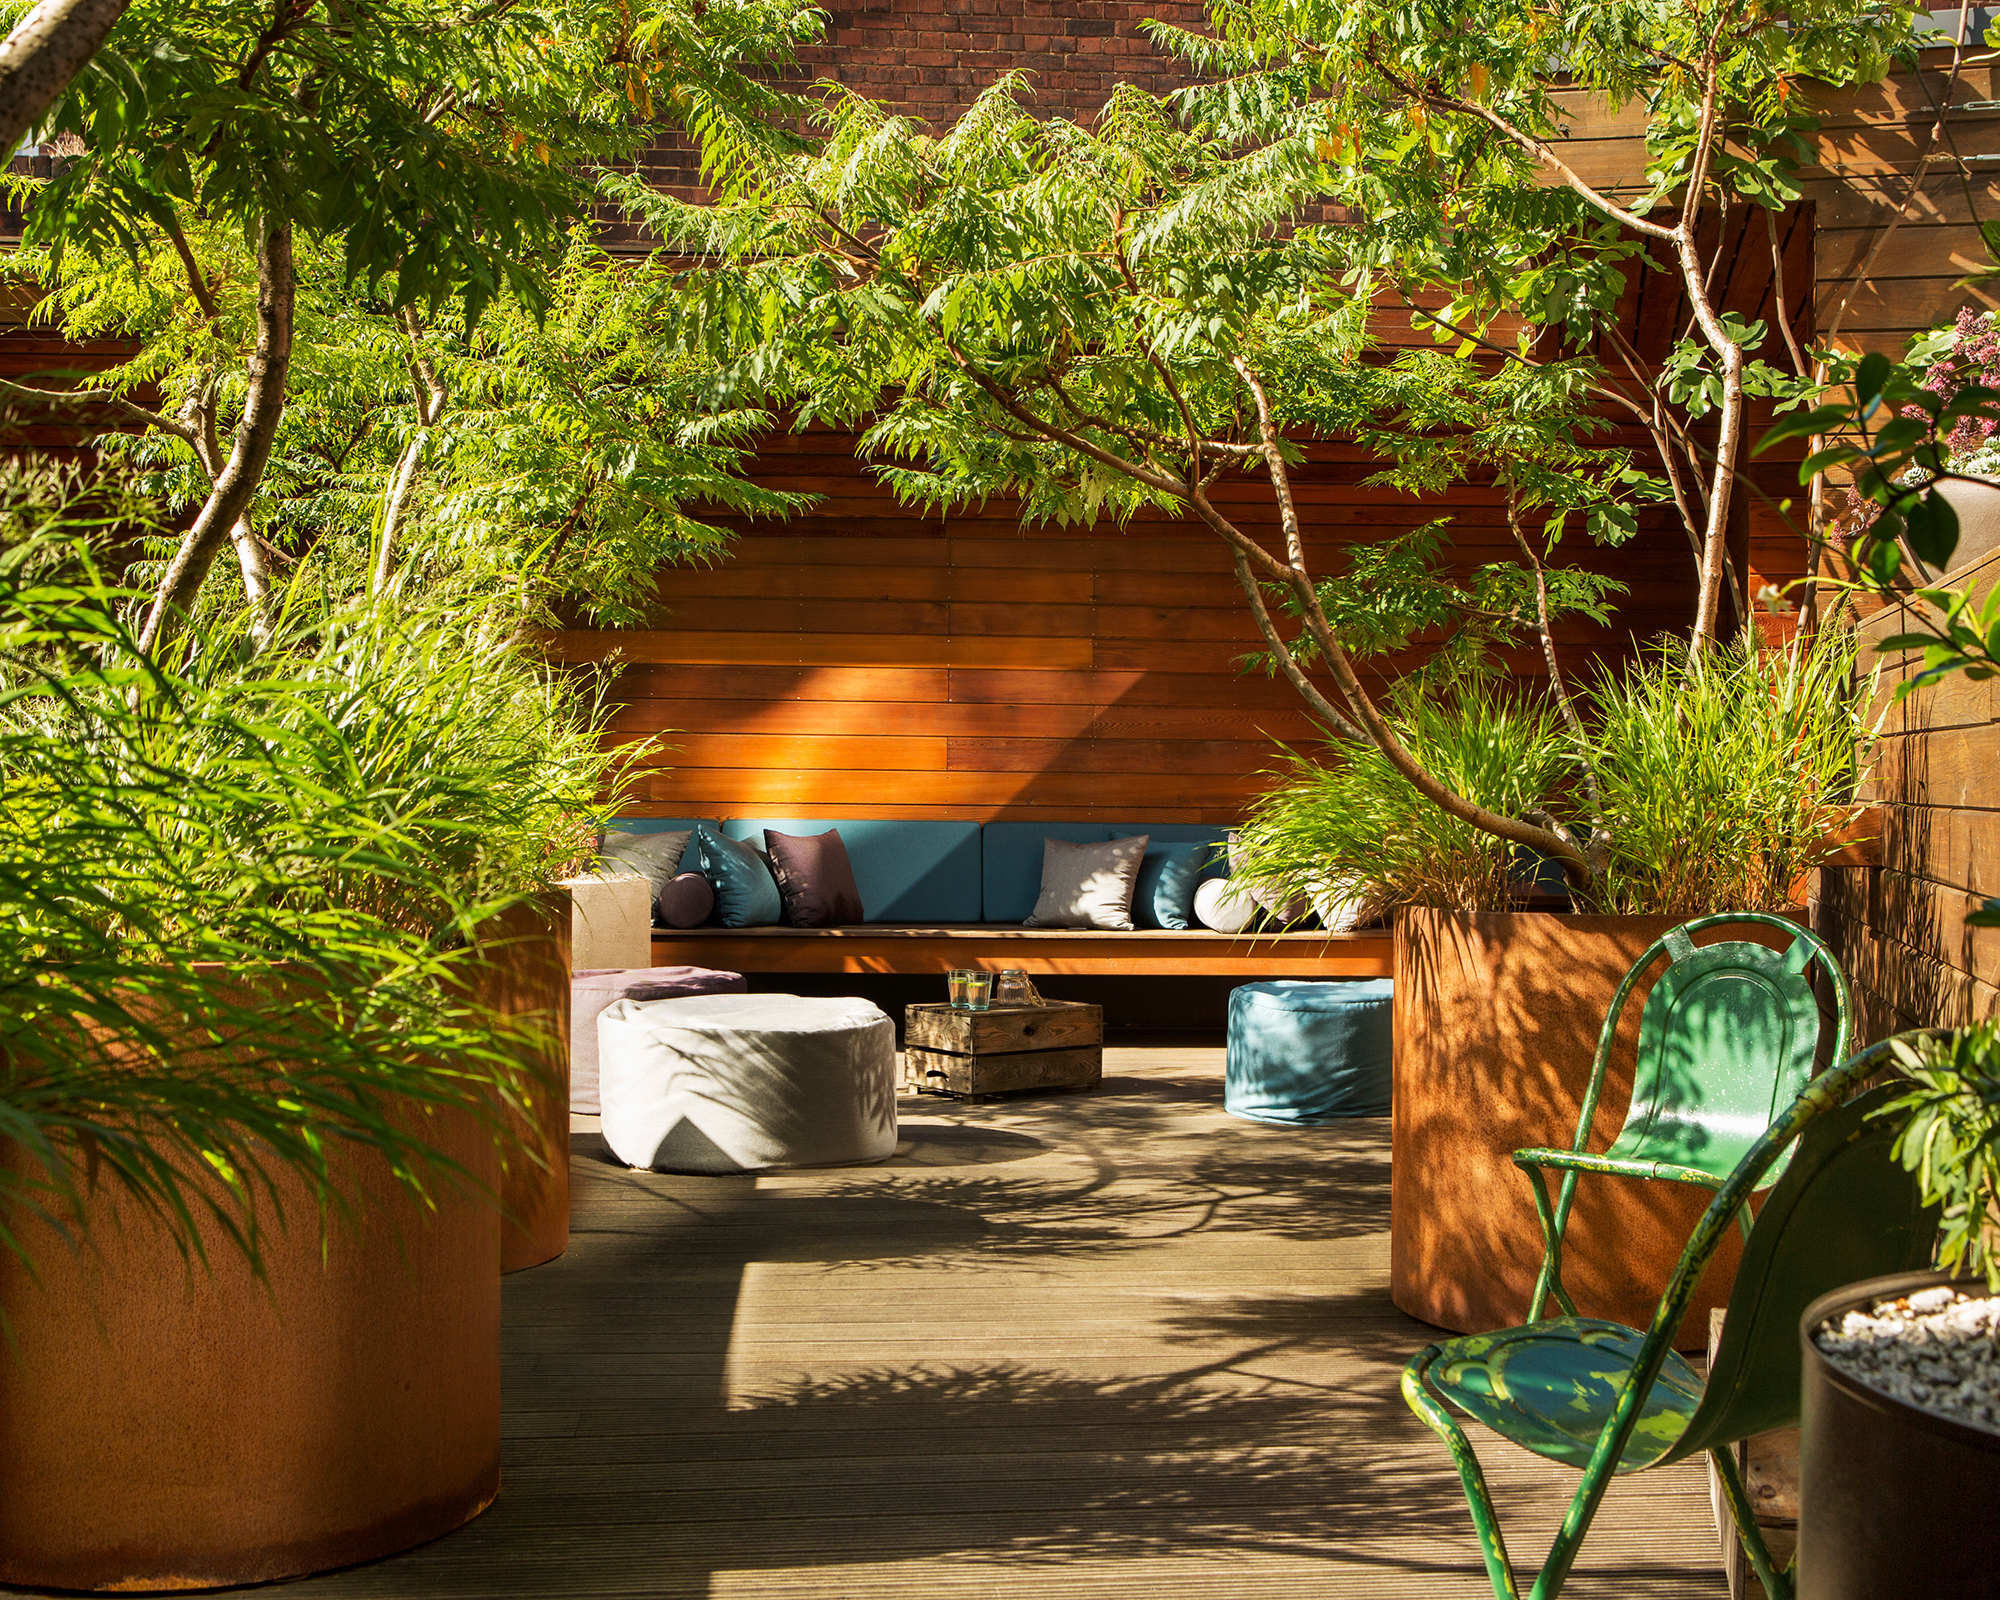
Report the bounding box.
[570,966,747,1113]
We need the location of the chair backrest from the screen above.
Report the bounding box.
[1664,1046,1939,1461]
[1577,912,1853,1187]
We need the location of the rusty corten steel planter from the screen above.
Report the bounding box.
[489,891,572,1275]
[0,1099,501,1590]
[1390,907,1796,1347]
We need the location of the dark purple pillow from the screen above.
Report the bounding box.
[763,828,864,927]
[655,870,715,929]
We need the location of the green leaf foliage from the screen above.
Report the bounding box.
[1763,327,2000,694]
[1880,1024,2000,1290]
[1227,681,1573,915]
[0,465,638,1279]
[27,0,821,325]
[1586,626,1875,917]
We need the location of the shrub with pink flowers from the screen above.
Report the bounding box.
[1833,308,2000,545]
[1907,308,2000,462]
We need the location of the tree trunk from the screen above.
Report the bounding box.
[0,0,130,162]
[138,220,294,656]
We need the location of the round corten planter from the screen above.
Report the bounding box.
[488,891,572,1275]
[1390,907,1800,1346]
[1797,1270,2000,1600]
[0,1101,502,1591]
[0,902,569,1592]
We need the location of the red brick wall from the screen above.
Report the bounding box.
[607,0,1212,248]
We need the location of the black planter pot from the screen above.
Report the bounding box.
[1798,1269,2000,1600]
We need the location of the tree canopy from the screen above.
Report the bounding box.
[647,0,1926,883]
[5,0,820,645]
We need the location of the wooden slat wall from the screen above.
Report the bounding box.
[1562,50,2000,358]
[0,283,136,465]
[559,430,1705,822]
[1805,58,2000,355]
[1818,548,2000,1038]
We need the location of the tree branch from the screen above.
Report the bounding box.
[373,305,450,594]
[137,220,295,656]
[160,211,220,326]
[1371,55,1679,243]
[1226,349,1592,882]
[0,0,130,163]
[1229,547,1365,742]
[1507,484,1602,826]
[0,376,195,442]
[1764,206,1808,379]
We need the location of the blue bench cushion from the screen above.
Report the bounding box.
[1108,824,1231,931]
[722,818,981,923]
[606,816,716,837]
[984,823,1231,926]
[693,822,784,928]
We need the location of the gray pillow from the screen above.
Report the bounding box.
[1022,835,1148,931]
[1226,830,1310,922]
[601,829,691,903]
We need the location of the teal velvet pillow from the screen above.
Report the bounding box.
[1124,839,1206,931]
[693,822,783,928]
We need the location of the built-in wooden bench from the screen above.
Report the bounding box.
[650,924,1394,977]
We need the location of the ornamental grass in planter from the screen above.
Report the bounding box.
[0,499,628,1590]
[1228,627,1874,1340]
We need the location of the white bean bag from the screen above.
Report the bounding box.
[569,966,747,1114]
[598,993,898,1173]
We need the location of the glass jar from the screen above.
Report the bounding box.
[993,969,1040,1006]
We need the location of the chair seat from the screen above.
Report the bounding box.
[1428,1319,1706,1475]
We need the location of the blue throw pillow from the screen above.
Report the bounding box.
[1125,839,1206,931]
[693,822,783,928]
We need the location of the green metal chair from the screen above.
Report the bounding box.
[1402,1035,1940,1600]
[1515,911,1852,1321]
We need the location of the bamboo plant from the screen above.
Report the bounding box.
[0,467,630,1279]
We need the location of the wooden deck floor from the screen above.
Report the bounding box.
[260,1046,1725,1598]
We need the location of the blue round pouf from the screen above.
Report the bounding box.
[1225,979,1394,1124]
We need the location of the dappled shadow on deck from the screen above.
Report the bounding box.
[57,1051,1723,1600]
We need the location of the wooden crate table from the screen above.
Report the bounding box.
[903,1000,1103,1102]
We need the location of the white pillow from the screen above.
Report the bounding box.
[1022,835,1148,931]
[1193,876,1259,933]
[601,829,691,901]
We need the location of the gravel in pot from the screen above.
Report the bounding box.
[1812,1283,2000,1433]
[1797,1271,2000,1600]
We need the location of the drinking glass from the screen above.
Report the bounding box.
[947,968,973,1008]
[962,971,993,1011]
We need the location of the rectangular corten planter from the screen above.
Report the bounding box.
[1390,907,1799,1348]
[904,1000,1103,1100]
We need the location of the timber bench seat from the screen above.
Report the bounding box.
[650,924,1394,977]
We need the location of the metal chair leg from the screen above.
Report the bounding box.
[1520,1162,1579,1320]
[1402,1347,1524,1600]
[1711,1445,1794,1600]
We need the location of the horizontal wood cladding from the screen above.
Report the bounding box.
[632,767,1274,811]
[1815,547,2000,1039]
[583,427,1705,823]
[1802,57,2000,351]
